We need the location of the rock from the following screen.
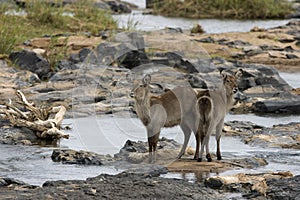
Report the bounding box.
[196,36,215,43]
[205,171,293,197]
[278,38,295,43]
[190,24,205,34]
[0,121,38,145]
[51,149,115,165]
[9,50,51,80]
[254,98,300,114]
[220,40,251,48]
[104,0,132,13]
[250,26,266,32]
[286,53,299,59]
[125,164,169,177]
[165,52,199,73]
[266,174,300,199]
[94,35,150,68]
[3,172,222,199]
[114,138,183,164]
[225,121,300,149]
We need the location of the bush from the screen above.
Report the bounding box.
[25,0,68,29]
[0,15,21,54]
[153,0,293,19]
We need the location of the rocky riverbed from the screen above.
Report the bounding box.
[1,18,300,199]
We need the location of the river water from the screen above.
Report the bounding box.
[1,77,300,186]
[1,2,300,186]
[114,0,291,32]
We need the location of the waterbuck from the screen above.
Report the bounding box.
[130,74,199,163]
[195,70,239,162]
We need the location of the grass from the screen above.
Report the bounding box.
[152,0,293,19]
[0,0,118,55]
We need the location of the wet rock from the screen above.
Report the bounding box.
[0,121,37,145]
[266,174,300,199]
[205,171,293,197]
[114,137,184,164]
[0,177,34,187]
[225,121,300,149]
[254,98,300,114]
[9,50,51,80]
[125,164,168,177]
[0,172,223,199]
[51,149,115,165]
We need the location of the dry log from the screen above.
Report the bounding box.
[0,90,69,140]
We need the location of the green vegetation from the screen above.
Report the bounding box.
[153,0,293,19]
[0,0,117,55]
[45,37,68,71]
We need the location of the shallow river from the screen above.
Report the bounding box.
[114,0,290,32]
[1,71,300,186]
[1,3,300,185]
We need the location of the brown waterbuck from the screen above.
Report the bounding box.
[130,74,199,163]
[194,70,239,162]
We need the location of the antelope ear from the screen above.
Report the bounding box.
[142,74,151,86]
[220,70,227,80]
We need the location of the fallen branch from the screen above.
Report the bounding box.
[0,90,69,140]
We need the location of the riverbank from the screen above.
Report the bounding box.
[151,0,294,19]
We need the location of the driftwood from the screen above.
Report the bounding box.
[0,90,69,140]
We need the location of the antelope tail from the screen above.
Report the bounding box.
[198,96,213,124]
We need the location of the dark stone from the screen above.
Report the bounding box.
[79,48,91,62]
[204,177,224,189]
[51,149,114,165]
[105,0,132,13]
[278,38,295,43]
[254,99,300,114]
[164,27,183,33]
[220,40,251,47]
[196,37,215,43]
[94,32,150,68]
[117,49,150,69]
[188,74,208,88]
[56,60,79,70]
[9,50,51,80]
[283,46,295,52]
[166,52,199,73]
[286,54,299,59]
[266,175,300,199]
[259,44,283,51]
[254,76,281,87]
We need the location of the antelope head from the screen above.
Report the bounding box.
[221,70,239,95]
[130,74,152,126]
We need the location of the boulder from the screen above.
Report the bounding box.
[51,149,115,165]
[205,171,293,197]
[254,98,300,114]
[9,50,51,80]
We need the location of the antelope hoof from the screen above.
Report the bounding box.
[206,154,212,162]
[197,158,202,162]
